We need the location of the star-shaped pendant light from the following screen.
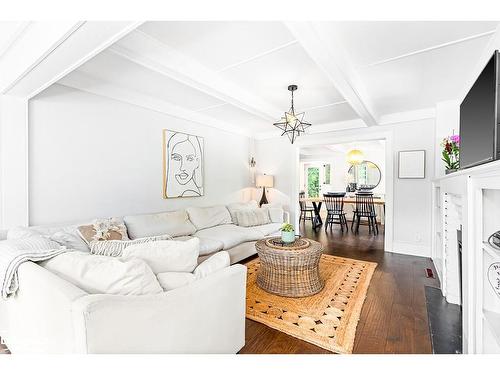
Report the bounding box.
[273,85,311,144]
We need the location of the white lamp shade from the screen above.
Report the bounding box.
[256,174,274,188]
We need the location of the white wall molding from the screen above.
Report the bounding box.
[378,107,436,126]
[109,30,282,122]
[389,241,432,258]
[58,71,252,137]
[285,21,378,127]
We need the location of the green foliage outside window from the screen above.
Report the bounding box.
[324,164,331,184]
[307,167,319,197]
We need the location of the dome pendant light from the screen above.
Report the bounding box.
[273,85,312,144]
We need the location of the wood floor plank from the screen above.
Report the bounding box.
[242,219,439,354]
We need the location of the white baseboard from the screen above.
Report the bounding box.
[388,241,431,258]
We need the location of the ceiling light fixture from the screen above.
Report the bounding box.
[273,85,311,144]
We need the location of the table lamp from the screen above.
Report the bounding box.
[256,174,274,206]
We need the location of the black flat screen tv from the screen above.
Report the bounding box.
[460,50,500,169]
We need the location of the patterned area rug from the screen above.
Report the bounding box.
[246,254,377,354]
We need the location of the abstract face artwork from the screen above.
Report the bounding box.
[163,130,204,198]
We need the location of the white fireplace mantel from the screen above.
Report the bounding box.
[432,160,500,354]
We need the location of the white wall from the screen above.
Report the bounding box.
[256,118,435,257]
[28,84,252,225]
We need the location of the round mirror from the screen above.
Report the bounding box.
[347,161,381,190]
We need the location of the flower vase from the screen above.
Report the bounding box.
[445,168,457,175]
[281,230,295,243]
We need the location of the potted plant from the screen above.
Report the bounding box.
[441,134,460,174]
[281,223,295,243]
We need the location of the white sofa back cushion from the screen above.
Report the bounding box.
[121,238,200,273]
[156,272,196,291]
[186,205,232,230]
[235,208,271,227]
[226,201,258,224]
[7,226,90,252]
[89,234,173,257]
[261,203,284,223]
[193,251,230,279]
[42,252,163,296]
[123,210,196,239]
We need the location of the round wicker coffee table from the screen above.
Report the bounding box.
[255,237,324,297]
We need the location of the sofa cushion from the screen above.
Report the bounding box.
[42,252,163,296]
[121,238,200,273]
[174,235,223,256]
[89,234,172,257]
[186,205,232,230]
[156,272,196,291]
[6,227,41,240]
[194,251,230,279]
[235,208,271,227]
[123,210,196,239]
[194,224,263,249]
[252,223,283,237]
[77,218,129,245]
[261,203,284,223]
[226,200,258,224]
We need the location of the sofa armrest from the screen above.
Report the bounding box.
[1,261,88,353]
[71,264,247,353]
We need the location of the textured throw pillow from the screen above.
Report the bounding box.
[262,203,285,223]
[156,272,196,291]
[227,201,259,224]
[77,218,129,245]
[43,252,163,296]
[235,208,271,227]
[121,238,200,274]
[89,234,173,256]
[193,251,230,279]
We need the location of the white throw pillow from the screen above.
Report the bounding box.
[43,252,163,296]
[89,234,172,256]
[235,208,271,227]
[156,272,196,291]
[123,210,196,239]
[186,205,232,230]
[194,251,230,279]
[121,238,200,274]
[50,231,90,252]
[227,201,259,224]
[262,203,284,223]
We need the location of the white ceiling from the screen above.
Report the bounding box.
[54,21,500,138]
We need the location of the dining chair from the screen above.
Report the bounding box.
[299,191,314,223]
[352,191,379,235]
[323,193,348,232]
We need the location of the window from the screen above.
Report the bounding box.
[307,167,320,197]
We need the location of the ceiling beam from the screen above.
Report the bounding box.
[109,30,282,123]
[58,70,253,138]
[284,22,378,127]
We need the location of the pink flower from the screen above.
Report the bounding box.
[450,134,460,145]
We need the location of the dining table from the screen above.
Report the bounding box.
[299,195,386,230]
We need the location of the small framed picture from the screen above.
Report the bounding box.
[398,150,425,179]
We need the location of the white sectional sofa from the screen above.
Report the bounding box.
[0,201,288,354]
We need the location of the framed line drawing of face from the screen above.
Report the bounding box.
[163,129,204,198]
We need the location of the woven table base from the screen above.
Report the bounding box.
[246,254,377,354]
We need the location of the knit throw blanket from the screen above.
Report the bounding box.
[0,237,68,299]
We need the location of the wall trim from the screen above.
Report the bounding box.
[390,241,432,258]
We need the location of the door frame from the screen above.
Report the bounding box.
[293,129,394,253]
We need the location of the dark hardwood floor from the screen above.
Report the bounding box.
[240,218,441,354]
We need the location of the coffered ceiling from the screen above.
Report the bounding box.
[52,21,500,138]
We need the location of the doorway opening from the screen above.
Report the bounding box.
[298,138,389,251]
